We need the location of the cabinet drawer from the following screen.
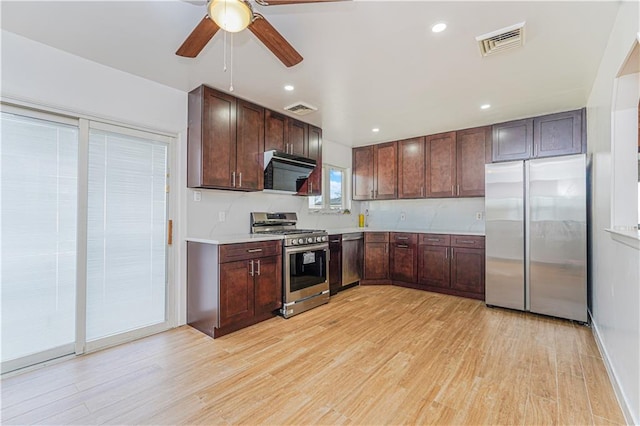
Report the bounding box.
[365,232,389,243]
[391,232,417,245]
[450,235,485,249]
[419,234,451,246]
[220,240,281,263]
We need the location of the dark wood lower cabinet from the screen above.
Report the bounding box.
[362,232,389,284]
[450,247,485,294]
[390,233,417,283]
[328,235,342,295]
[187,240,282,339]
[418,245,450,289]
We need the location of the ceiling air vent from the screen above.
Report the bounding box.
[476,22,526,57]
[284,102,318,116]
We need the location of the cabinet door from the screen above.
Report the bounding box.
[288,119,308,156]
[304,126,322,196]
[533,109,583,158]
[307,125,322,161]
[374,141,397,199]
[364,242,389,280]
[352,146,374,200]
[450,247,485,295]
[426,132,456,197]
[201,87,237,188]
[254,255,282,316]
[398,137,426,199]
[264,109,287,152]
[219,260,255,328]
[236,99,265,191]
[418,245,450,289]
[390,243,417,283]
[492,118,533,162]
[328,236,342,295]
[456,126,491,197]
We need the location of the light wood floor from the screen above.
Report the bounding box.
[2,286,626,425]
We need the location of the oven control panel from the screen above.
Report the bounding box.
[287,235,328,246]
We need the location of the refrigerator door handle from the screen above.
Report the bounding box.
[524,161,531,312]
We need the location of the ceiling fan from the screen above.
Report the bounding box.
[176,0,344,67]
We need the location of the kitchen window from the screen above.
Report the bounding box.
[309,165,349,211]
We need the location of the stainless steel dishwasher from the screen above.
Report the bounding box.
[341,232,363,287]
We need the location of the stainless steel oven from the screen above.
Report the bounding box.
[283,242,329,318]
[251,212,330,318]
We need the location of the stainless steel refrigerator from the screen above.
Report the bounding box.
[485,154,587,322]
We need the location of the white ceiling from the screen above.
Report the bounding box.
[0,1,620,146]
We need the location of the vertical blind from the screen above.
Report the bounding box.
[86,128,168,340]
[1,112,78,362]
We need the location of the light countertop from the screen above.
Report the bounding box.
[325,227,485,236]
[186,234,285,245]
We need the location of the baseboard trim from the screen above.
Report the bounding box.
[589,311,636,425]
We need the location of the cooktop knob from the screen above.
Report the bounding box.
[298,238,304,244]
[290,239,296,245]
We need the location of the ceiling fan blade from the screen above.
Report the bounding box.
[248,15,303,67]
[259,0,347,5]
[176,16,220,58]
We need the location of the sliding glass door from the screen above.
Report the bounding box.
[1,111,79,372]
[1,107,173,373]
[86,124,169,344]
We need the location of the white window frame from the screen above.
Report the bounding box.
[309,164,350,212]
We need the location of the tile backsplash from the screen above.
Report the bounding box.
[361,198,485,233]
[187,189,362,238]
[187,189,485,238]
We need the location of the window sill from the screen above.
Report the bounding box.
[605,227,640,250]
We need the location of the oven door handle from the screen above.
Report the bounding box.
[285,243,328,254]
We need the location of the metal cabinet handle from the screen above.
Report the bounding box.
[421,187,424,197]
[451,248,455,259]
[427,238,441,241]
[256,259,261,276]
[238,172,242,188]
[309,182,312,194]
[249,260,254,276]
[459,240,475,244]
[247,248,263,253]
[397,244,409,248]
[396,236,409,240]
[445,248,448,259]
[330,239,341,243]
[451,185,454,195]
[232,171,236,187]
[385,244,388,253]
[457,184,460,196]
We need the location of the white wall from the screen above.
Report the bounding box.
[586,2,640,423]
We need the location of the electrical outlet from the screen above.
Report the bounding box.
[400,212,406,221]
[219,211,226,222]
[476,212,483,220]
[193,191,201,202]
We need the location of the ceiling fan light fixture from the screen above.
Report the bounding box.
[208,0,252,33]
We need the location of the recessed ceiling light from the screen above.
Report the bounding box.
[480,104,491,110]
[284,85,294,91]
[431,22,447,33]
[372,128,380,133]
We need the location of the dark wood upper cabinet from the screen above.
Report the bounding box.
[426,132,456,198]
[374,141,398,200]
[492,108,585,162]
[492,118,534,162]
[456,126,491,197]
[188,86,237,188]
[307,125,322,161]
[288,119,308,157]
[352,145,375,200]
[397,137,426,199]
[236,99,265,191]
[533,109,583,158]
[264,109,288,152]
[296,125,322,196]
[188,85,264,191]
